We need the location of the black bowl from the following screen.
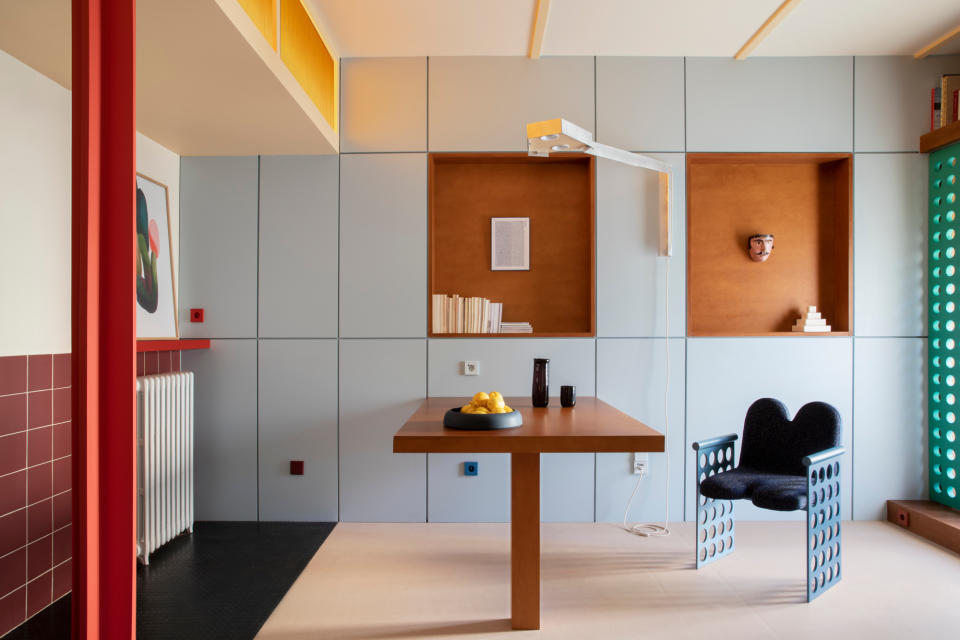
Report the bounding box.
[443,407,523,430]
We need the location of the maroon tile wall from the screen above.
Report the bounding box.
[137,350,181,377]
[0,353,71,636]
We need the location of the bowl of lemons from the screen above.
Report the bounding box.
[443,391,523,430]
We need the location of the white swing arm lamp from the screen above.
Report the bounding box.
[526,118,673,257]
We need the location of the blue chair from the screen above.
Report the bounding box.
[692,398,845,602]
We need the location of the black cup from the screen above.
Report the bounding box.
[560,385,576,408]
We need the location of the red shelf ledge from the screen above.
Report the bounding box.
[136,339,211,353]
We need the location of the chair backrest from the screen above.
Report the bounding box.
[738,398,842,476]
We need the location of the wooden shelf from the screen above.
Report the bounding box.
[687,153,853,337]
[428,153,596,338]
[920,120,960,153]
[137,339,210,353]
[429,332,595,338]
[887,500,960,556]
[699,331,851,337]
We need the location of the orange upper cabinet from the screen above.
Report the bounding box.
[237,0,277,50]
[280,0,338,132]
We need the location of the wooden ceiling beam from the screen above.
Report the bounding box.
[528,0,551,59]
[915,23,960,59]
[734,0,804,60]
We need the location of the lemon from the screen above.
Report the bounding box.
[461,404,474,413]
[472,391,490,405]
[472,407,490,414]
[503,405,513,413]
[487,397,505,413]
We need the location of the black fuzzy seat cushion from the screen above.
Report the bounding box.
[699,468,774,501]
[699,398,842,513]
[700,470,808,511]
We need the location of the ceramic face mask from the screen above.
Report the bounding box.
[748,234,774,262]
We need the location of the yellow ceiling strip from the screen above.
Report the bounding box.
[280,0,337,131]
[528,0,552,60]
[915,23,960,59]
[236,0,277,50]
[734,0,804,60]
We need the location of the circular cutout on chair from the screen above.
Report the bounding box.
[700,528,708,543]
[811,492,818,507]
[819,510,826,526]
[699,454,706,469]
[718,503,726,517]
[709,451,715,466]
[710,506,717,521]
[700,510,708,524]
[948,467,956,480]
[818,573,825,589]
[818,531,825,546]
[726,446,733,461]
[700,472,707,483]
[826,465,833,480]
[810,471,817,485]
[811,533,817,549]
[810,513,818,528]
[709,524,716,539]
[700,548,707,561]
[827,546,833,561]
[726,518,733,531]
[810,556,817,572]
[700,494,707,506]
[819,488,825,503]
[834,564,840,579]
[833,542,839,557]
[949,487,957,499]
[827,485,833,500]
[818,468,826,483]
[718,539,725,553]
[709,543,716,557]
[833,523,840,538]
[718,449,724,464]
[725,536,733,549]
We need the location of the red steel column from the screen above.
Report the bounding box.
[71,1,137,638]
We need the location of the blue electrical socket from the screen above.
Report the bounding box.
[464,461,478,476]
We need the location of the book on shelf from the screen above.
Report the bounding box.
[931,75,960,131]
[499,322,533,334]
[942,75,960,127]
[432,295,524,334]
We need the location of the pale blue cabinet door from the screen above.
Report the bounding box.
[180,156,259,338]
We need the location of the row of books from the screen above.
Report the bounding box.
[431,294,532,334]
[931,73,960,131]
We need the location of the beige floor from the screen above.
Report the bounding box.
[256,521,960,639]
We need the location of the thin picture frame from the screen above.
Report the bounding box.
[490,217,530,271]
[135,173,179,339]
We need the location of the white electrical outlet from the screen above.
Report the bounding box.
[463,361,480,376]
[633,452,649,475]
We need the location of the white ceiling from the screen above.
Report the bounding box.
[308,0,960,58]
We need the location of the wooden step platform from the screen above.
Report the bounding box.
[887,499,960,555]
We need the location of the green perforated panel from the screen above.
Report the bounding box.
[929,142,960,510]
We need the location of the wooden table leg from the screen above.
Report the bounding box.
[511,452,540,630]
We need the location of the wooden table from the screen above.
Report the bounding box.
[394,396,664,630]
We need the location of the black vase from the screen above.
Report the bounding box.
[532,358,550,407]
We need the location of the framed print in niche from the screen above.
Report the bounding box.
[490,217,530,271]
[135,173,179,339]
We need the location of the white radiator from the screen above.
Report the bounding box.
[136,372,194,565]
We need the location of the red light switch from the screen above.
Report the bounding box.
[190,308,204,323]
[290,460,304,475]
[896,509,909,527]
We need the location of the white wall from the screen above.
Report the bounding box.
[0,51,181,357]
[0,49,71,357]
[137,132,181,291]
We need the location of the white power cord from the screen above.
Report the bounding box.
[622,251,671,538]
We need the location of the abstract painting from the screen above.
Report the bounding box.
[136,174,178,339]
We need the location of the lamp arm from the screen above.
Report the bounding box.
[584,142,672,174]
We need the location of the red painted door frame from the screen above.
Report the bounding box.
[71,1,137,638]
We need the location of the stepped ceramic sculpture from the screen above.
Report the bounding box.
[792,306,831,333]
